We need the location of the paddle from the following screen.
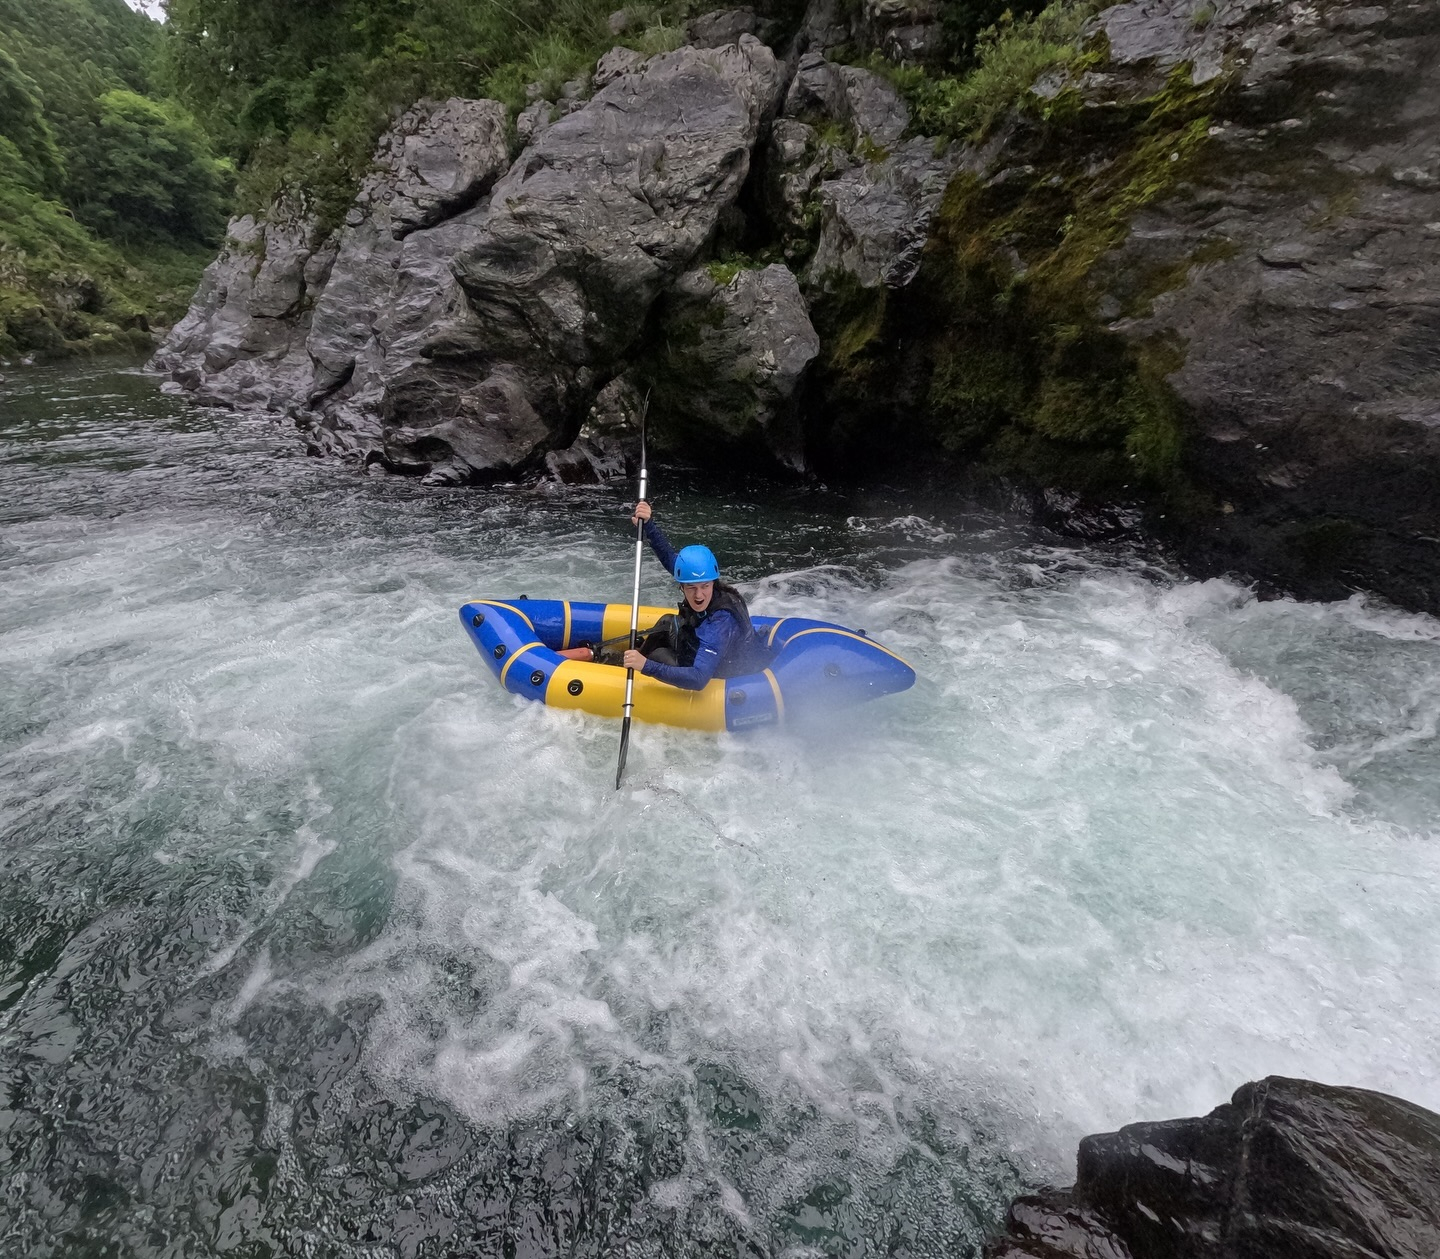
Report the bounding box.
[615,393,650,790]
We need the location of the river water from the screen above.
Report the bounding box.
[2,361,1438,1257]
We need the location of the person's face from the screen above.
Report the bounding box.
[682,581,714,612]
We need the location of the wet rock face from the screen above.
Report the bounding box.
[784,52,911,147]
[449,37,783,391]
[306,99,511,407]
[809,136,962,291]
[986,1077,1440,1259]
[1085,0,1440,611]
[149,209,332,410]
[768,49,959,293]
[370,97,513,238]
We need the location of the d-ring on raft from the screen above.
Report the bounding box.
[460,599,916,733]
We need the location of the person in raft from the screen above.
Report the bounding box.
[558,501,771,688]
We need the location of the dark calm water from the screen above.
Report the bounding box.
[3,361,1438,1257]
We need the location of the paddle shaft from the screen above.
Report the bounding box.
[615,400,649,789]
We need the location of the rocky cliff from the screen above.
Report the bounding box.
[152,0,1440,613]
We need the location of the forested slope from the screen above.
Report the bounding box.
[0,0,226,359]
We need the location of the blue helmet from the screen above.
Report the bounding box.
[673,544,720,584]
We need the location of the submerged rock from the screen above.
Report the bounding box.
[545,436,627,484]
[986,1077,1440,1259]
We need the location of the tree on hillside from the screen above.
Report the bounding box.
[68,89,229,243]
[0,44,65,193]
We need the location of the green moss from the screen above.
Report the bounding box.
[814,270,888,383]
[855,135,890,164]
[911,63,1232,500]
[926,341,1029,450]
[1307,183,1360,231]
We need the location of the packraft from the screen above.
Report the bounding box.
[460,598,915,732]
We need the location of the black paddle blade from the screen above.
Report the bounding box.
[615,714,632,790]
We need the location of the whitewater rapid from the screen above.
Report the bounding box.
[3,362,1438,1254]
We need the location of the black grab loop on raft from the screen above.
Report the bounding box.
[493,644,506,659]
[529,670,545,687]
[729,689,746,706]
[471,612,485,627]
[567,679,584,697]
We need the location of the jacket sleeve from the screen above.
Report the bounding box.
[641,611,738,691]
[642,520,679,579]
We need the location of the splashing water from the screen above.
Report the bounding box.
[3,362,1438,1255]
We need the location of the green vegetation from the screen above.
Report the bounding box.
[163,0,713,232]
[0,0,226,358]
[840,0,1088,140]
[908,1,1101,140]
[934,0,1050,66]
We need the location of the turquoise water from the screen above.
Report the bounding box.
[3,362,1438,1256]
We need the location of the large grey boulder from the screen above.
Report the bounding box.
[354,35,785,480]
[151,97,512,458]
[149,208,332,410]
[432,37,784,426]
[593,45,645,88]
[644,262,820,469]
[370,97,513,236]
[302,99,511,465]
[686,8,759,47]
[771,49,954,292]
[783,52,911,147]
[808,137,960,290]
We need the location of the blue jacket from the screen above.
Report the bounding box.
[639,521,764,690]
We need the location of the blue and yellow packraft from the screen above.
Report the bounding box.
[460,598,915,732]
